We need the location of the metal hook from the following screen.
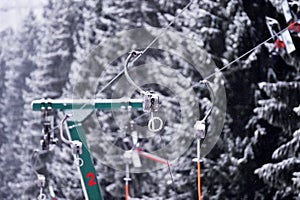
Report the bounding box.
[59,114,72,145]
[124,50,145,95]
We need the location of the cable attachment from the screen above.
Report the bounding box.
[124,50,145,95]
[59,114,72,145]
[37,174,46,200]
[143,91,159,112]
[71,140,84,167]
[192,121,205,163]
[40,103,57,151]
[143,91,163,132]
[124,50,163,132]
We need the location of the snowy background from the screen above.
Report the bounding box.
[0,0,300,199]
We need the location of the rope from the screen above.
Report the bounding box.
[136,149,170,165]
[96,70,125,95]
[176,21,298,99]
[197,162,202,200]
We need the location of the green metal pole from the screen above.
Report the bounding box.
[31,99,143,111]
[66,121,103,200]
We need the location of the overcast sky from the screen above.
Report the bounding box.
[0,0,47,31]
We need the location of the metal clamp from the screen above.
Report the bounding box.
[192,80,215,163]
[71,140,84,167]
[143,91,163,132]
[143,91,159,112]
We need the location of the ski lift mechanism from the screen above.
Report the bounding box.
[266,16,296,53]
[31,57,215,200]
[29,0,300,199]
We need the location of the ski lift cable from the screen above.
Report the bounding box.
[94,6,296,112]
[119,0,195,96]
[199,21,297,82]
[124,50,164,132]
[78,0,195,111]
[175,22,296,122]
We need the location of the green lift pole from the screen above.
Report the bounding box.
[31,98,144,200]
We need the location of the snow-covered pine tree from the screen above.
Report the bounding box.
[0,12,41,199]
[17,1,84,199]
[246,1,300,197]
[0,0,298,199]
[253,80,300,198]
[0,29,11,147]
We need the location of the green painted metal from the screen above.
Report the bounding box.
[31,99,143,111]
[31,98,144,200]
[66,121,103,200]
